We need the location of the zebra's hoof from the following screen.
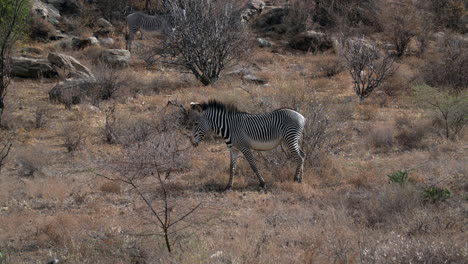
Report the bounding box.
[223,185,233,192]
[294,177,302,183]
[259,183,267,191]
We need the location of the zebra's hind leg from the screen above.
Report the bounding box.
[287,142,305,183]
[225,148,240,191]
[240,148,266,190]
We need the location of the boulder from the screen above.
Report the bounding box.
[32,0,61,25]
[49,78,97,105]
[47,52,94,79]
[11,57,57,78]
[241,0,266,22]
[253,8,288,33]
[55,38,73,50]
[20,47,44,58]
[101,49,131,67]
[242,74,267,84]
[96,18,113,30]
[288,31,333,52]
[257,38,272,48]
[71,37,95,50]
[44,0,81,15]
[49,30,68,40]
[99,37,114,46]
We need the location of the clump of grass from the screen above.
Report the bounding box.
[388,170,409,184]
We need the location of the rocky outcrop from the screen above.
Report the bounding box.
[241,0,266,22]
[101,49,131,67]
[289,31,333,52]
[11,57,57,78]
[48,52,94,79]
[32,0,61,25]
[242,74,267,84]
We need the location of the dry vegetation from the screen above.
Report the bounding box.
[0,0,467,263]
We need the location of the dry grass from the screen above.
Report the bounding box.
[1,5,466,262]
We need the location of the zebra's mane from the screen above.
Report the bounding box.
[200,100,244,114]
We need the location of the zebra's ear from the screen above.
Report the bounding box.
[190,102,202,112]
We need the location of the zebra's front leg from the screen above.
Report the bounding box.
[225,148,240,191]
[240,148,266,189]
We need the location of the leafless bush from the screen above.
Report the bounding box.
[394,116,428,150]
[427,0,467,33]
[423,37,468,92]
[341,37,395,103]
[381,1,418,57]
[103,111,156,146]
[88,63,132,106]
[97,111,196,252]
[35,107,47,129]
[61,122,86,152]
[317,57,344,78]
[158,0,249,85]
[0,139,12,174]
[365,124,394,151]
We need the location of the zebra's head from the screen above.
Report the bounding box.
[190,102,209,147]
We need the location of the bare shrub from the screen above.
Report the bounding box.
[159,0,249,85]
[427,0,467,33]
[394,116,428,150]
[90,62,132,105]
[61,122,86,152]
[423,37,468,92]
[97,110,197,253]
[380,71,410,97]
[381,1,418,57]
[0,139,12,174]
[34,107,47,129]
[341,37,395,103]
[365,124,394,151]
[99,181,121,194]
[317,56,344,78]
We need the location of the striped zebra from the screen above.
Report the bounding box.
[191,100,305,190]
[125,12,170,51]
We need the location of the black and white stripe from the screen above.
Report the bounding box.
[125,12,170,51]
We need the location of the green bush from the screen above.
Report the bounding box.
[423,186,451,203]
[388,170,409,184]
[0,249,9,264]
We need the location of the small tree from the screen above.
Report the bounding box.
[341,37,395,103]
[160,0,249,85]
[0,0,29,123]
[413,85,467,140]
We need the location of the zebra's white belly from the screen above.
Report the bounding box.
[249,138,282,151]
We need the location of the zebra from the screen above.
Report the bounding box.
[191,100,305,190]
[125,12,171,51]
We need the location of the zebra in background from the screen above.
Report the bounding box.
[191,100,306,190]
[125,12,171,51]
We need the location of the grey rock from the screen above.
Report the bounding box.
[32,0,61,25]
[49,78,97,105]
[241,0,266,22]
[87,36,99,45]
[49,30,68,40]
[55,38,73,50]
[20,47,44,58]
[11,57,57,78]
[71,37,93,50]
[99,37,114,46]
[289,31,333,52]
[96,18,113,30]
[242,74,267,84]
[257,38,272,48]
[44,0,81,15]
[48,52,94,79]
[101,49,131,67]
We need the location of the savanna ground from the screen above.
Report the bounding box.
[1,0,467,263]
